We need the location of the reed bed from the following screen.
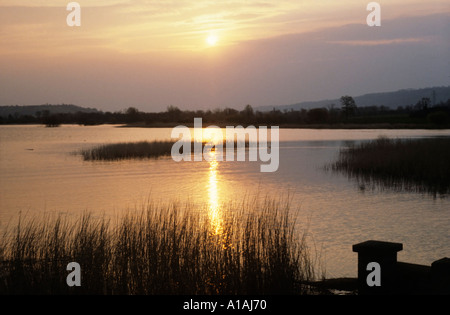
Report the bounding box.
[80,139,252,161]
[80,140,176,161]
[329,136,450,196]
[0,198,316,295]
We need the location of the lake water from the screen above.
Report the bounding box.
[1,124,449,278]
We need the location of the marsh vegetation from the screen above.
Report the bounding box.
[0,198,318,295]
[328,137,450,196]
[80,139,252,161]
[80,140,176,161]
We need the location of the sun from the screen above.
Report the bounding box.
[206,34,219,46]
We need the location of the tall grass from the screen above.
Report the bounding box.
[329,136,450,196]
[0,199,316,295]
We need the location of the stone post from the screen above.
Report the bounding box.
[353,240,403,295]
[431,257,450,294]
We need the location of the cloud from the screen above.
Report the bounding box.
[1,1,450,54]
[329,37,431,46]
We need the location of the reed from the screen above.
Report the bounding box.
[0,198,316,295]
[329,136,450,195]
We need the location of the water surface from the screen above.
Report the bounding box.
[1,125,449,278]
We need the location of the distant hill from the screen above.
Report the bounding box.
[257,86,450,112]
[0,104,99,118]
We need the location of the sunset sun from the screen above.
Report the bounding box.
[206,34,218,46]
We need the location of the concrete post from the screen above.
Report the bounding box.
[431,257,450,294]
[353,240,403,295]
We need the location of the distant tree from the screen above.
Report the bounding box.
[307,108,329,124]
[242,104,254,116]
[167,105,180,113]
[223,108,238,117]
[241,104,255,124]
[125,107,140,123]
[43,114,61,127]
[42,110,50,118]
[125,107,139,116]
[340,95,357,119]
[415,97,431,111]
[166,105,182,122]
[327,103,340,123]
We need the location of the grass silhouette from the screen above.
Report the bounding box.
[0,198,317,295]
[329,136,450,196]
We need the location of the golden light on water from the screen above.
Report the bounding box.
[195,127,225,145]
[207,151,223,236]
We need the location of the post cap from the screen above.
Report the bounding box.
[352,240,403,253]
[431,257,450,268]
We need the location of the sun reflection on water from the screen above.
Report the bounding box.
[207,150,223,237]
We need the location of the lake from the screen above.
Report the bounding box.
[1,124,449,278]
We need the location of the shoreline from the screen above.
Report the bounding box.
[1,122,450,130]
[120,122,450,130]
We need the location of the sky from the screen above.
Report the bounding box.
[0,0,449,112]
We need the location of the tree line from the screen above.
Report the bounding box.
[1,96,449,127]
